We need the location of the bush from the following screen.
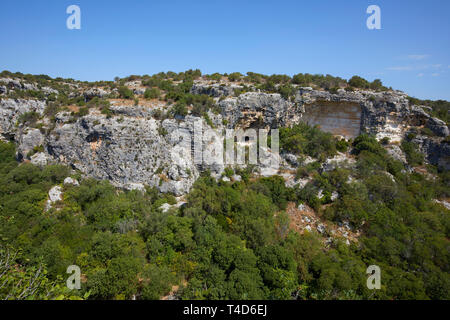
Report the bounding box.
[144,88,160,100]
[336,139,349,152]
[280,123,337,160]
[17,111,40,126]
[118,86,134,99]
[171,102,188,117]
[227,72,242,82]
[401,140,424,166]
[348,76,370,89]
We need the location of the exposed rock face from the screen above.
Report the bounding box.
[0,78,45,93]
[216,88,448,169]
[45,186,63,211]
[0,78,22,90]
[385,144,407,164]
[426,117,449,137]
[413,135,450,170]
[46,112,203,196]
[0,99,46,139]
[124,182,145,193]
[216,87,446,142]
[1,81,448,195]
[64,177,79,186]
[219,92,295,128]
[17,128,44,158]
[295,88,414,141]
[109,104,158,119]
[321,152,356,172]
[133,88,146,96]
[191,83,241,97]
[301,101,362,138]
[30,152,51,167]
[84,88,109,101]
[159,203,172,213]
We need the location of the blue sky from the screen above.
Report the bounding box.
[0,0,449,100]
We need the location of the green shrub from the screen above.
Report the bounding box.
[401,140,424,166]
[144,88,160,100]
[118,86,134,99]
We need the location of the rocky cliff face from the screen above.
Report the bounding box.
[1,80,448,195]
[46,112,222,195]
[0,99,46,140]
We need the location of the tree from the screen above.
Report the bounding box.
[171,102,188,117]
[228,72,242,82]
[144,88,160,100]
[0,248,80,300]
[118,86,134,99]
[348,76,369,89]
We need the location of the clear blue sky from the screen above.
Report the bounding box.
[1,0,449,100]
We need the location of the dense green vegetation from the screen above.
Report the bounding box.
[0,69,389,104]
[0,128,448,300]
[1,69,449,300]
[279,123,338,161]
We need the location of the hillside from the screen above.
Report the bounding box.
[0,70,449,300]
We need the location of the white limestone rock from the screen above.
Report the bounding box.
[45,186,63,211]
[64,177,79,186]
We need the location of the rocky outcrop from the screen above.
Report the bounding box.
[44,108,229,195]
[0,99,46,140]
[17,128,45,159]
[46,112,202,196]
[0,78,22,90]
[219,92,295,128]
[1,79,448,195]
[191,83,242,98]
[45,186,63,211]
[64,177,79,186]
[216,87,444,142]
[83,88,109,101]
[321,152,356,172]
[413,135,450,170]
[30,152,52,167]
[426,117,449,137]
[0,78,43,92]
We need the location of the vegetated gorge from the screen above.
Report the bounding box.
[0,70,448,300]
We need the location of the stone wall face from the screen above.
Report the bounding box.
[300,101,362,138]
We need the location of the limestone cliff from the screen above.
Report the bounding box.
[0,77,448,194]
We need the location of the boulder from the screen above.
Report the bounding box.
[83,88,109,101]
[191,83,241,97]
[0,78,21,89]
[0,99,46,137]
[427,117,449,137]
[124,182,145,193]
[321,152,356,172]
[64,177,79,186]
[45,186,63,211]
[30,152,51,167]
[159,203,172,213]
[17,128,45,158]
